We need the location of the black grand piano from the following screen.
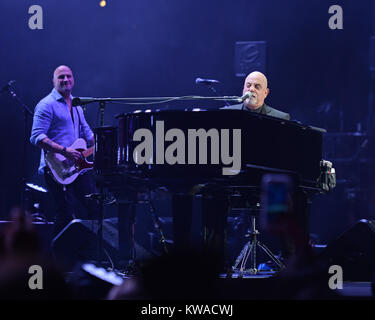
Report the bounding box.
[93,109,333,267]
[95,109,328,192]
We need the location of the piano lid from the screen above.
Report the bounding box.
[114,109,325,189]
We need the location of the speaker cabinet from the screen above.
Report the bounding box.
[51,218,154,271]
[319,219,375,281]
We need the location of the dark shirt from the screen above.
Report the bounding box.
[242,103,267,115]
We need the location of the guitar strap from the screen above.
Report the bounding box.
[74,107,82,138]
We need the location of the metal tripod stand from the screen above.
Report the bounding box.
[232,203,285,276]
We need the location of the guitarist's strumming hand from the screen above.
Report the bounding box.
[43,138,93,184]
[63,147,83,163]
[39,137,83,164]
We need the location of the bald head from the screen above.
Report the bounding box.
[53,65,74,97]
[242,71,269,110]
[53,65,72,78]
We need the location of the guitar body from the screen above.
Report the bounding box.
[45,138,94,185]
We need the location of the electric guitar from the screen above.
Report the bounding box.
[45,138,94,185]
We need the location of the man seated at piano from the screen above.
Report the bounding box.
[173,71,309,273]
[221,71,290,120]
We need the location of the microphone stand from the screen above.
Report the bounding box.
[97,100,106,266]
[205,83,231,107]
[99,101,106,127]
[73,95,242,108]
[6,85,34,212]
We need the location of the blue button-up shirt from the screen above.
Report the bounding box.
[30,88,94,174]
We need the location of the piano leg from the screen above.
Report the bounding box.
[172,194,193,250]
[201,191,230,273]
[171,188,230,273]
[280,189,312,261]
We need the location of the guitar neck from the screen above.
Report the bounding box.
[82,146,94,158]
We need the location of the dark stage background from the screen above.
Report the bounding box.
[1,0,375,246]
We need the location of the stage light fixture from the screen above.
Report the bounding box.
[99,0,106,7]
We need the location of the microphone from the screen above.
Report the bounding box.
[72,97,97,106]
[0,80,16,93]
[237,91,252,103]
[195,77,220,85]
